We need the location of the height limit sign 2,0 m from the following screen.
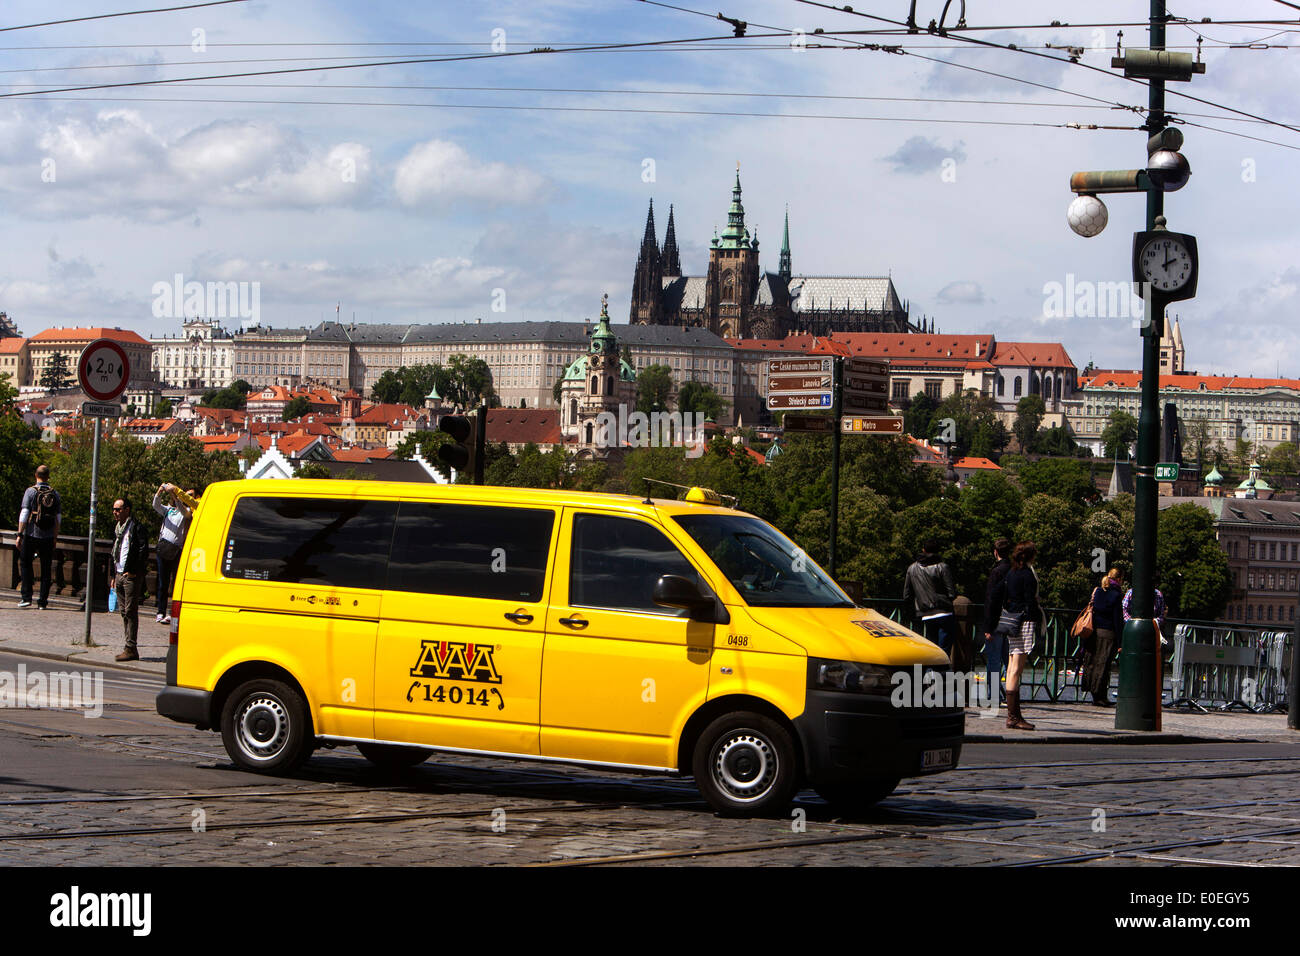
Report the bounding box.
[77,339,131,403]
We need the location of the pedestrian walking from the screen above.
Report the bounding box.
[998,541,1041,730]
[153,483,197,624]
[1122,576,1167,632]
[982,537,1013,707]
[16,464,61,609]
[1082,568,1125,706]
[902,539,958,652]
[110,497,149,662]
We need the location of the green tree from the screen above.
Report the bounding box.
[1102,409,1138,460]
[893,497,984,598]
[1034,425,1081,458]
[295,461,333,479]
[903,392,938,445]
[1018,457,1100,505]
[201,386,246,410]
[371,369,404,404]
[1263,441,1300,481]
[933,389,1008,460]
[677,381,727,421]
[231,379,252,396]
[635,364,674,415]
[0,380,42,528]
[1014,494,1083,573]
[154,397,174,418]
[959,470,1023,549]
[39,352,74,390]
[1013,394,1046,452]
[282,396,312,421]
[444,354,495,408]
[1157,503,1231,620]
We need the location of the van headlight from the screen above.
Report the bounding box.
[813,659,894,694]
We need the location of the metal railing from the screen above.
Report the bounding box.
[861,597,1292,707]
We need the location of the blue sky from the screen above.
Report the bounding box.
[2,0,1299,376]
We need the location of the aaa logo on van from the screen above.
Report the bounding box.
[409,640,502,684]
[852,619,910,638]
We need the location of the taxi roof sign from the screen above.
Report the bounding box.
[685,486,723,504]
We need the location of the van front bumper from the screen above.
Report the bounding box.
[793,689,964,786]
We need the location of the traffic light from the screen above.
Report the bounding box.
[437,410,484,484]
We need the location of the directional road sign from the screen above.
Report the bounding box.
[769,393,833,410]
[843,392,889,413]
[78,339,130,402]
[846,358,889,376]
[767,357,833,375]
[781,414,835,434]
[768,373,833,393]
[1155,462,1180,481]
[841,415,904,435]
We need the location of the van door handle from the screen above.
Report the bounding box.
[558,615,588,629]
[504,611,533,624]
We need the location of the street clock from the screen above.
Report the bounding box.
[1133,228,1198,301]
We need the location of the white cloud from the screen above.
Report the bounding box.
[393,138,547,209]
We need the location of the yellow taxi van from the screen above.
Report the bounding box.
[157,479,963,816]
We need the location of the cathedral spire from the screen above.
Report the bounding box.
[641,199,657,247]
[662,203,682,276]
[718,165,750,248]
[778,205,792,282]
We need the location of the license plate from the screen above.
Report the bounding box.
[922,748,953,770]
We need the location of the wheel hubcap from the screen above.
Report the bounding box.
[713,732,776,803]
[236,695,289,762]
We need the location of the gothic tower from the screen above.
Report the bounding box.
[705,168,761,338]
[630,200,663,324]
[662,204,682,277]
[778,206,792,283]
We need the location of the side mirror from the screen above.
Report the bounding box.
[653,574,729,624]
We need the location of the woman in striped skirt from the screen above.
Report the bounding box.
[1001,541,1041,730]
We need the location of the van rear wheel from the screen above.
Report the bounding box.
[220,678,313,774]
[692,712,797,817]
[815,777,900,813]
[357,743,429,769]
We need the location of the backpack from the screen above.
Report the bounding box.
[30,486,57,531]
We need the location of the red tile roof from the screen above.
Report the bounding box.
[29,327,150,345]
[257,433,330,457]
[485,408,563,445]
[333,445,393,463]
[992,342,1074,368]
[1081,372,1300,392]
[121,418,180,432]
[954,456,1001,471]
[197,435,242,450]
[354,402,419,425]
[0,337,26,353]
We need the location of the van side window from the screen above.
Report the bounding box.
[222,497,397,589]
[387,503,555,602]
[570,514,697,616]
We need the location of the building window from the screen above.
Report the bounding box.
[1013,378,1022,399]
[1270,542,1277,560]
[892,379,910,400]
[924,380,942,401]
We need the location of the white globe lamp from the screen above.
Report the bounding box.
[1067,193,1108,237]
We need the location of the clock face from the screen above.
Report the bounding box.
[1139,236,1194,292]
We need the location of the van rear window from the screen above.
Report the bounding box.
[387,503,554,602]
[222,497,397,589]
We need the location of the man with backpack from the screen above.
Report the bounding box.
[16,465,61,609]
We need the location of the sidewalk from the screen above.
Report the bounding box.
[1,604,1297,745]
[0,603,168,675]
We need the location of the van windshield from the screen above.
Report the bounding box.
[673,514,854,609]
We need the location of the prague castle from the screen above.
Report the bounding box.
[629,169,922,340]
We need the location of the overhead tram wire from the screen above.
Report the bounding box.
[23,93,1143,133]
[788,0,1300,139]
[0,0,251,34]
[0,30,806,99]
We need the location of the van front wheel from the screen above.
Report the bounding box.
[220,678,313,774]
[692,712,797,817]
